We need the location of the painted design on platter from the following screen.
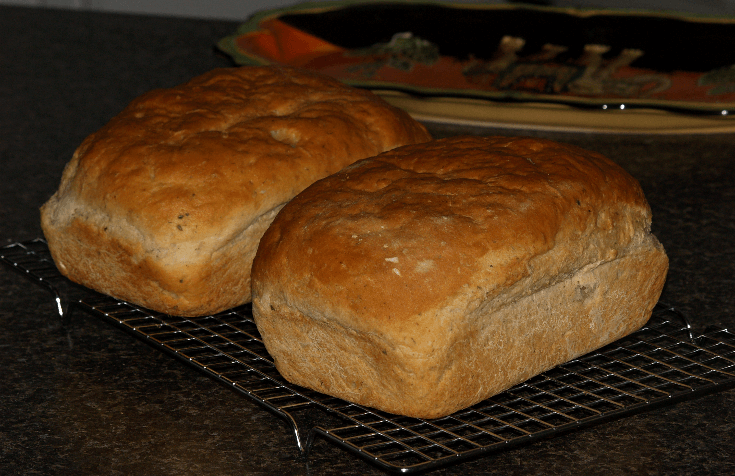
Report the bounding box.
[461,36,671,99]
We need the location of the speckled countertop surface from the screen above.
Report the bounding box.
[1,5,734,475]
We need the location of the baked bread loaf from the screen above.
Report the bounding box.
[251,136,669,419]
[40,66,431,316]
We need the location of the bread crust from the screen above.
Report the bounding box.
[40,66,431,316]
[251,136,669,418]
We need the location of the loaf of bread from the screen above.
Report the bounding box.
[251,136,669,419]
[40,66,431,316]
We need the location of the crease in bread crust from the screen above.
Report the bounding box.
[40,65,431,316]
[251,135,669,419]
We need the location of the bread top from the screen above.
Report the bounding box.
[252,136,655,340]
[44,66,430,257]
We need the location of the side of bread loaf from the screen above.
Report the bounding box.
[251,136,668,419]
[40,66,431,316]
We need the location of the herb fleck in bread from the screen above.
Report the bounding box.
[251,136,668,419]
[40,66,431,316]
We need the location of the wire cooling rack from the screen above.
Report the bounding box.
[2,238,735,473]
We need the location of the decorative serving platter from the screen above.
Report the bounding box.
[218,1,735,133]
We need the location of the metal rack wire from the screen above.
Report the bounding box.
[2,238,734,473]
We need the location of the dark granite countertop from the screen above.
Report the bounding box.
[1,5,733,475]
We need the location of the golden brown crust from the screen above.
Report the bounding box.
[40,66,431,316]
[251,136,668,418]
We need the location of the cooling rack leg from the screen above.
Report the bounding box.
[0,247,75,327]
[656,300,695,341]
[281,404,346,459]
[37,280,77,327]
[31,283,76,327]
[282,411,318,458]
